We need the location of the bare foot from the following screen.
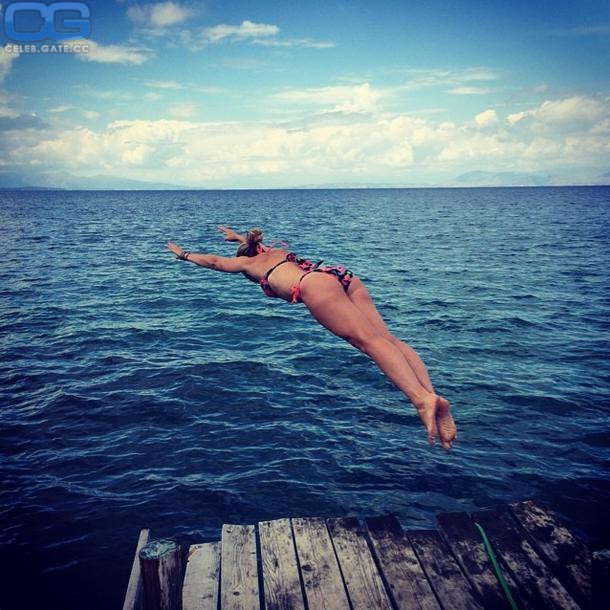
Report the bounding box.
[436,396,457,450]
[414,394,440,446]
[415,395,456,450]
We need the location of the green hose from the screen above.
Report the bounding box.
[474,522,519,610]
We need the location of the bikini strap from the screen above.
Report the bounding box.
[290,269,313,304]
[264,259,290,281]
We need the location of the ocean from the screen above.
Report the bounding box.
[1,186,609,609]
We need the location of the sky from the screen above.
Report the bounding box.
[0,0,609,188]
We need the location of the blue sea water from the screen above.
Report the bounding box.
[0,187,609,609]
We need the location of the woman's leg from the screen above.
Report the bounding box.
[347,278,435,392]
[300,273,446,446]
[346,278,457,449]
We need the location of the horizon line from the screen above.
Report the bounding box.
[1,184,609,192]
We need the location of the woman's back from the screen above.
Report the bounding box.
[243,249,310,301]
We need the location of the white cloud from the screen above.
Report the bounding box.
[0,115,421,180]
[252,37,335,49]
[193,86,228,95]
[474,109,498,128]
[128,2,194,29]
[168,102,198,119]
[74,87,135,101]
[71,40,153,65]
[449,86,494,95]
[205,20,279,42]
[436,133,519,162]
[0,47,19,118]
[3,95,608,186]
[145,80,182,90]
[48,105,74,113]
[121,143,155,166]
[48,106,100,120]
[401,67,501,92]
[0,45,19,82]
[507,96,607,131]
[507,111,527,125]
[185,21,333,51]
[274,83,382,113]
[143,80,227,94]
[82,110,101,120]
[0,91,19,118]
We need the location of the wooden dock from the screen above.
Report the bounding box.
[123,500,609,609]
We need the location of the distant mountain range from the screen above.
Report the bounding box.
[452,170,610,187]
[0,169,608,190]
[0,172,189,190]
[453,171,550,187]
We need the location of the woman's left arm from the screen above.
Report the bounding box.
[218,226,246,243]
[167,242,249,273]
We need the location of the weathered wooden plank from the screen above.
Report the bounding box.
[408,529,484,610]
[291,516,350,610]
[437,511,522,610]
[510,500,592,608]
[182,542,220,610]
[123,529,150,610]
[139,539,183,610]
[259,518,305,610]
[473,510,581,610]
[221,524,260,610]
[365,515,440,610]
[326,517,393,609]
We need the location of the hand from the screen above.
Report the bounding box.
[218,226,242,242]
[167,242,184,258]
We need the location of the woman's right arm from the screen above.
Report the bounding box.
[167,242,251,273]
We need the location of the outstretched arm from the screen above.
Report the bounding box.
[167,242,250,273]
[218,226,246,243]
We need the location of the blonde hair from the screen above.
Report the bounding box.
[236,227,264,257]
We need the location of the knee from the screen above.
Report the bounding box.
[347,331,384,353]
[386,332,399,345]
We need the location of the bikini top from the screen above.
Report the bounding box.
[260,252,323,298]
